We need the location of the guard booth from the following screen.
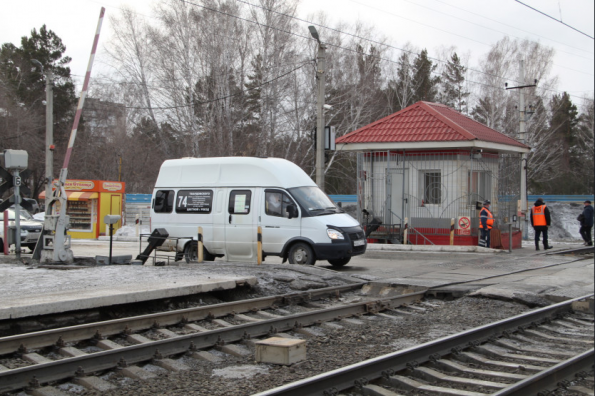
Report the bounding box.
[39,179,125,239]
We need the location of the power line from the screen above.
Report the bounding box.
[515,0,594,40]
[427,0,593,57]
[230,0,592,101]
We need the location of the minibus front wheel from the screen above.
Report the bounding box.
[288,242,315,265]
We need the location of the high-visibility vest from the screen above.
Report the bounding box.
[532,205,547,226]
[479,207,494,229]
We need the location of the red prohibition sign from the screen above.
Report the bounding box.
[459,217,470,229]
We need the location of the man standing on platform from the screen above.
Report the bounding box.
[479,200,494,248]
[530,197,553,251]
[579,200,593,246]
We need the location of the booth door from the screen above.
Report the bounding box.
[389,169,409,226]
[110,195,122,228]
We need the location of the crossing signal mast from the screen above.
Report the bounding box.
[40,8,106,264]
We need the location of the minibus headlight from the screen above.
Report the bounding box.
[326,228,344,240]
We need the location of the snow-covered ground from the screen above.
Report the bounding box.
[526,201,584,242]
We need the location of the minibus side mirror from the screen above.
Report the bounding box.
[286,204,298,219]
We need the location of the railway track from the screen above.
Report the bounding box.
[255,294,594,396]
[0,283,425,394]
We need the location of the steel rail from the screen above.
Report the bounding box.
[547,246,594,255]
[0,283,364,355]
[0,290,424,393]
[493,348,594,395]
[252,293,594,396]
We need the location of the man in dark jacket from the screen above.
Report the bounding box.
[579,200,593,246]
[530,197,552,250]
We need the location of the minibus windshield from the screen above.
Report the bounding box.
[288,186,338,216]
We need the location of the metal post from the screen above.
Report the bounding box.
[13,171,21,259]
[45,71,54,215]
[508,223,513,253]
[315,42,326,191]
[108,223,113,265]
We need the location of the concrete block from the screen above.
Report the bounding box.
[30,386,69,396]
[156,328,180,338]
[255,337,306,365]
[184,323,210,332]
[212,319,234,328]
[120,365,157,380]
[255,311,282,319]
[153,358,189,372]
[571,300,594,314]
[192,350,223,363]
[23,353,53,365]
[59,346,87,358]
[218,344,251,357]
[97,339,123,350]
[127,334,152,344]
[362,384,403,396]
[234,313,262,323]
[341,318,365,325]
[73,376,116,391]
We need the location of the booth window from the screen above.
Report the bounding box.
[265,190,293,218]
[468,171,492,205]
[154,190,174,213]
[421,171,442,204]
[228,190,251,214]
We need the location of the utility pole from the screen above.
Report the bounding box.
[32,60,53,214]
[44,70,54,214]
[506,59,536,241]
[309,26,326,191]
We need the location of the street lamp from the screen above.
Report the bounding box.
[309,26,326,191]
[32,59,54,215]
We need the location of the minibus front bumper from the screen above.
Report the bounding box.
[313,227,367,259]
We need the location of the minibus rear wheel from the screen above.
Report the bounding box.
[328,257,350,267]
[288,242,315,265]
[184,241,215,263]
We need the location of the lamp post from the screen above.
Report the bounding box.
[32,59,54,215]
[309,26,326,192]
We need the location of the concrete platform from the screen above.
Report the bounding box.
[0,265,257,320]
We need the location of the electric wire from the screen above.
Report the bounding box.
[514,0,594,40]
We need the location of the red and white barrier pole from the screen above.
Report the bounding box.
[60,7,105,181]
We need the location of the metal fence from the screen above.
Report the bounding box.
[356,150,522,243]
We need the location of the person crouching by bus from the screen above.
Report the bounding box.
[479,200,494,248]
[530,197,553,251]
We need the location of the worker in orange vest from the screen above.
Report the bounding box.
[530,197,553,251]
[479,200,494,248]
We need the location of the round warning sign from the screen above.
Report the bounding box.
[458,216,471,235]
[458,217,470,229]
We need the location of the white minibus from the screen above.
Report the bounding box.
[150,157,366,267]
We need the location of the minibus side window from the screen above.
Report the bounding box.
[154,190,174,213]
[265,190,295,218]
[228,190,251,214]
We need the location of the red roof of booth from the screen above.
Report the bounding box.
[336,101,529,149]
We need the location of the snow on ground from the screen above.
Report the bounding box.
[115,224,151,237]
[526,201,584,242]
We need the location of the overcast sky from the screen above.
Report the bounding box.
[1,0,593,105]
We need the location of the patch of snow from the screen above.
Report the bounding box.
[115,224,150,237]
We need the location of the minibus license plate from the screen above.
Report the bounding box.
[353,239,365,247]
